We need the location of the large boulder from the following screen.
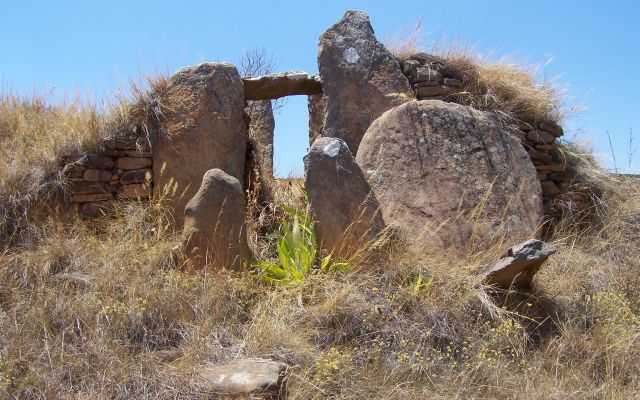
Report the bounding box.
[247,100,275,177]
[356,100,543,255]
[318,10,413,154]
[182,169,251,269]
[152,62,247,229]
[304,137,385,259]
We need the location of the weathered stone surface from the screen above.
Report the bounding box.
[182,169,251,269]
[152,62,247,229]
[356,100,543,254]
[304,137,385,258]
[71,193,114,203]
[80,154,114,170]
[480,239,555,289]
[526,130,556,144]
[83,169,112,182]
[243,72,322,100]
[116,157,152,170]
[70,181,111,195]
[318,10,413,154]
[197,358,288,399]
[308,94,327,145]
[415,84,455,98]
[247,100,275,177]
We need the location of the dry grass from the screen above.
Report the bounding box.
[1,67,639,399]
[387,27,565,125]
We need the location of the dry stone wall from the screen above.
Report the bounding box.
[62,133,152,217]
[399,53,569,215]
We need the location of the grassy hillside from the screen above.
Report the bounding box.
[1,70,639,399]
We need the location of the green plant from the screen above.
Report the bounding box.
[255,205,317,285]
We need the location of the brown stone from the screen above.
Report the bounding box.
[70,181,111,195]
[81,154,114,169]
[79,202,111,217]
[83,169,112,182]
[480,239,555,289]
[120,169,152,185]
[526,130,556,144]
[541,180,561,196]
[318,10,413,154]
[356,100,543,255]
[415,84,454,98]
[443,77,464,88]
[243,72,322,100]
[152,62,247,229]
[118,184,151,200]
[538,120,564,137]
[116,157,152,170]
[535,163,566,173]
[304,137,386,258]
[71,193,114,203]
[182,169,251,269]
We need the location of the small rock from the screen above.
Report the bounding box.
[443,77,464,88]
[116,157,152,170]
[414,84,454,98]
[81,154,114,169]
[538,120,564,137]
[71,193,114,203]
[480,239,555,289]
[83,169,112,182]
[541,180,561,196]
[197,358,288,400]
[79,202,111,217]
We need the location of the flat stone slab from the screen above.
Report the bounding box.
[480,239,556,289]
[243,72,322,100]
[198,358,288,399]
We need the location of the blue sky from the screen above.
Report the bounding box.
[2,0,638,176]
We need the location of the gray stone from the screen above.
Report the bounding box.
[308,94,327,146]
[247,100,275,177]
[304,137,385,258]
[318,10,413,154]
[356,100,543,255]
[182,169,251,269]
[197,358,288,399]
[480,239,555,289]
[152,62,248,229]
[526,130,556,145]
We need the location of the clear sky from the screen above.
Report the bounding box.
[2,0,638,176]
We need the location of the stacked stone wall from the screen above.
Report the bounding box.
[61,134,152,216]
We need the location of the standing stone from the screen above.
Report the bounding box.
[247,100,275,177]
[318,10,413,154]
[304,137,385,259]
[152,62,247,229]
[182,169,251,269]
[356,100,543,255]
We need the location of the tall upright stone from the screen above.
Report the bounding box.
[304,137,385,258]
[247,100,275,177]
[318,10,413,154]
[308,94,327,146]
[152,62,247,229]
[182,169,251,269]
[356,100,543,255]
